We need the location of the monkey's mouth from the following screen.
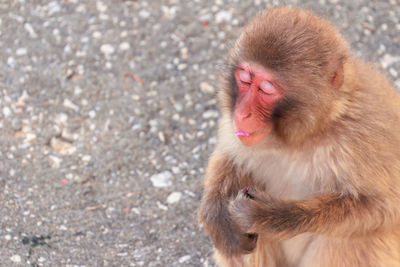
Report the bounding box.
[235,128,268,136]
[235,131,251,137]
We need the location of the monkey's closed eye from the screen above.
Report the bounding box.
[259,80,276,95]
[238,70,252,84]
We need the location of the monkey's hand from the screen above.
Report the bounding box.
[229,187,269,233]
[198,198,258,256]
[229,187,297,239]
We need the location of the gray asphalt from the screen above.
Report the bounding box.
[0,0,399,266]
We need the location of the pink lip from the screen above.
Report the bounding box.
[235,131,251,137]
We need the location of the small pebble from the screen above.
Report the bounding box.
[88,110,96,118]
[381,54,400,69]
[171,166,180,174]
[215,10,232,24]
[93,31,102,39]
[139,10,150,18]
[119,42,131,51]
[157,201,168,211]
[48,1,61,15]
[49,155,62,168]
[179,255,191,263]
[10,255,21,263]
[203,110,219,119]
[16,48,27,56]
[200,82,215,94]
[81,155,91,162]
[180,47,188,60]
[24,23,37,38]
[158,132,166,143]
[63,99,80,112]
[150,171,172,188]
[167,192,182,204]
[96,2,107,12]
[100,44,115,56]
[2,107,11,117]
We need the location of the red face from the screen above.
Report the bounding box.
[233,62,283,146]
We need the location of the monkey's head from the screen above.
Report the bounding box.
[221,7,349,147]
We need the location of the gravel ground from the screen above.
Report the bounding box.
[0,0,399,266]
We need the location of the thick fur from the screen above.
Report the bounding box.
[198,6,400,267]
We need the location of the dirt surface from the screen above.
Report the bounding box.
[0,0,399,266]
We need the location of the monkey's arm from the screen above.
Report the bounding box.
[197,154,257,255]
[230,187,396,238]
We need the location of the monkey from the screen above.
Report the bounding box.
[197,6,400,267]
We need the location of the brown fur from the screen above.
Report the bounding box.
[198,6,400,267]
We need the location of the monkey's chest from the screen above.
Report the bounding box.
[248,153,338,200]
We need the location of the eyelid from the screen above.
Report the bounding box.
[238,70,251,84]
[259,80,275,95]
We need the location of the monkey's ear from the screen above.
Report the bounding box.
[331,63,344,90]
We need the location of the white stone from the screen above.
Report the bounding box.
[64,44,71,54]
[81,155,91,162]
[63,99,79,112]
[10,255,21,263]
[16,48,27,56]
[157,201,168,211]
[139,10,150,18]
[171,166,180,174]
[395,80,400,91]
[120,31,128,38]
[380,54,400,69]
[162,6,177,19]
[100,44,115,56]
[93,31,102,39]
[119,42,130,51]
[150,171,172,188]
[389,68,398,77]
[20,90,29,101]
[180,47,188,60]
[203,110,219,119]
[177,64,187,70]
[158,132,165,143]
[49,155,62,168]
[74,86,82,95]
[4,235,11,240]
[200,82,215,94]
[24,23,37,38]
[2,107,11,117]
[131,207,140,215]
[25,133,36,142]
[56,113,68,124]
[7,57,15,67]
[96,2,107,12]
[131,124,141,131]
[88,110,96,118]
[179,255,191,263]
[215,10,232,24]
[167,192,182,204]
[48,1,61,15]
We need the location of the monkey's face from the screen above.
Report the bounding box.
[233,62,283,146]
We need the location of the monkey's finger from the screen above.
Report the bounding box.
[247,233,258,240]
[245,187,257,199]
[242,233,258,253]
[241,187,260,201]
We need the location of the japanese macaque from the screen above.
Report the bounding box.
[198,6,400,267]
